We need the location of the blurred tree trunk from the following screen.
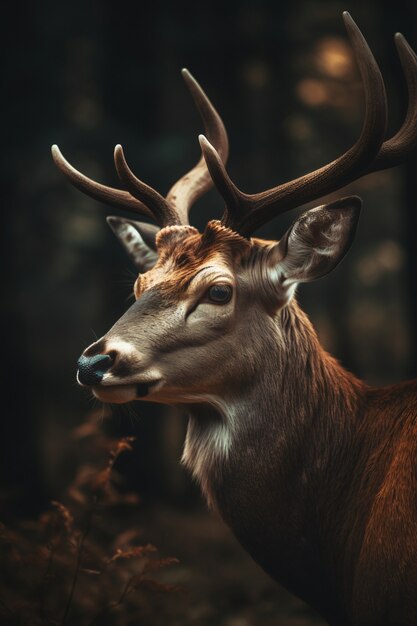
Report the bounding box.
[380,0,417,378]
[0,4,46,514]
[404,165,417,377]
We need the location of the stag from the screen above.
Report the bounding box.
[52,13,417,626]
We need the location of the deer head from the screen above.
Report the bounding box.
[52,13,417,407]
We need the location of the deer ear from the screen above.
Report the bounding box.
[268,196,361,299]
[107,217,159,272]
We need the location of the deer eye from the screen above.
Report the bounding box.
[206,284,233,304]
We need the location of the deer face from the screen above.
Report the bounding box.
[77,200,360,405]
[78,221,253,404]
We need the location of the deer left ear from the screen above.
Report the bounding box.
[267,196,361,299]
[107,217,159,272]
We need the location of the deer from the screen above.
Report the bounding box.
[51,12,417,626]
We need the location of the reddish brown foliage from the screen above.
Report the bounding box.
[0,416,180,626]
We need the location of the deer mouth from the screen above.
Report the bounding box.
[92,379,162,403]
[136,382,152,397]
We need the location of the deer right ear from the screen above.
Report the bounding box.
[266,196,361,303]
[106,217,159,272]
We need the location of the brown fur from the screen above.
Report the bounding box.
[135,220,251,299]
[81,218,417,626]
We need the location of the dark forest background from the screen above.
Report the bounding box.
[1,0,417,624]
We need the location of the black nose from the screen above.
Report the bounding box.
[77,354,113,386]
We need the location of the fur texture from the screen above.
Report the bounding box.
[79,211,417,626]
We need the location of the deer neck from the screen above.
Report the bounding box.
[181,300,366,603]
[182,300,365,504]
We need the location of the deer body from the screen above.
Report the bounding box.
[52,12,417,626]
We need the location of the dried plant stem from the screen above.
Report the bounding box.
[88,575,135,626]
[60,497,96,626]
[39,541,59,619]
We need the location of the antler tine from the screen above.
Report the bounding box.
[165,68,229,224]
[53,70,229,230]
[367,33,417,173]
[200,12,388,236]
[114,144,179,227]
[199,135,240,210]
[51,145,156,221]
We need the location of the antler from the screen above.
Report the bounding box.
[52,69,228,229]
[199,12,417,236]
[166,69,229,222]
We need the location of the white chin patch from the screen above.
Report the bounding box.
[92,384,137,404]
